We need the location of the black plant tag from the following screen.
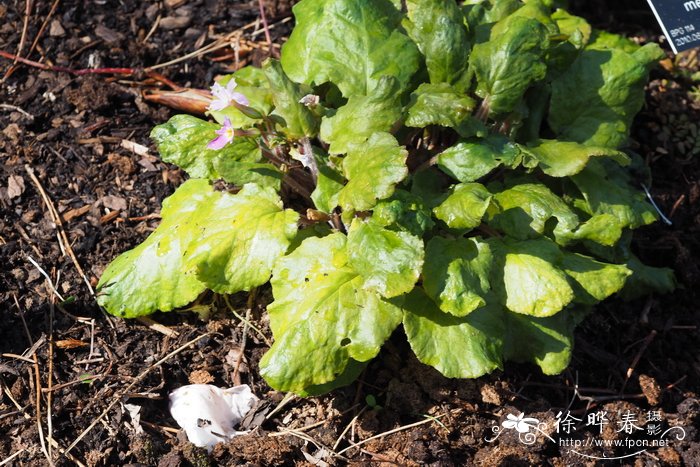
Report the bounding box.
[646,0,700,53]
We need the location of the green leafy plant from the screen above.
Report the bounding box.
[98,0,675,395]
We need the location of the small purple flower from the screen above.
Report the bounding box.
[207,117,235,150]
[209,79,250,112]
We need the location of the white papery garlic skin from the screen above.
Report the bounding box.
[169,384,258,451]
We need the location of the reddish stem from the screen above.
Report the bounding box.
[0,49,135,76]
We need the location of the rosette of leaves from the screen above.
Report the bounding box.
[98,0,675,395]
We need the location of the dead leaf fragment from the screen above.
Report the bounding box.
[55,338,88,349]
[189,370,215,385]
[7,175,25,199]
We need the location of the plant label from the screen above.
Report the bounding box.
[646,0,700,53]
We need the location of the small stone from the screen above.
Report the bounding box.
[159,15,191,30]
[94,24,123,43]
[165,0,187,8]
[101,195,127,212]
[7,175,25,199]
[49,19,65,37]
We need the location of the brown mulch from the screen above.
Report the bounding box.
[1,0,699,466]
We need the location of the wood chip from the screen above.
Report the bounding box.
[121,139,150,157]
[62,204,92,222]
[99,210,120,224]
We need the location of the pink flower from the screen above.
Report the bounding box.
[207,117,235,150]
[209,79,249,112]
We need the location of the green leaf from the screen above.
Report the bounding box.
[212,156,284,191]
[183,184,299,293]
[310,150,345,213]
[263,59,319,139]
[209,75,273,128]
[520,139,629,177]
[433,182,491,230]
[619,255,676,300]
[405,0,471,90]
[492,238,574,317]
[320,76,403,154]
[338,132,408,211]
[260,233,402,393]
[347,218,424,298]
[561,252,631,304]
[503,307,585,375]
[551,8,591,45]
[548,44,664,148]
[571,161,657,229]
[423,237,492,317]
[464,0,521,28]
[281,0,420,97]
[488,182,579,241]
[401,288,504,378]
[371,190,435,237]
[410,168,450,208]
[405,83,477,137]
[436,135,520,182]
[150,115,282,189]
[564,213,624,247]
[469,15,549,116]
[97,180,211,317]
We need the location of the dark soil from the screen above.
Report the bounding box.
[1,1,699,466]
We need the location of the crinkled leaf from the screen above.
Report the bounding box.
[437,135,520,182]
[371,190,435,237]
[520,139,629,177]
[571,160,657,229]
[405,0,471,89]
[561,252,631,304]
[151,115,281,189]
[260,233,402,393]
[619,255,676,300]
[97,180,211,317]
[347,218,424,298]
[433,182,491,230]
[492,238,574,317]
[423,237,492,317]
[504,307,586,375]
[405,83,477,137]
[338,132,408,211]
[264,59,319,139]
[320,77,403,154]
[184,184,299,293]
[488,182,579,241]
[281,0,420,97]
[548,44,664,147]
[469,15,548,116]
[401,288,504,378]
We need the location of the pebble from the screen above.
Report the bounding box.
[159,15,192,30]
